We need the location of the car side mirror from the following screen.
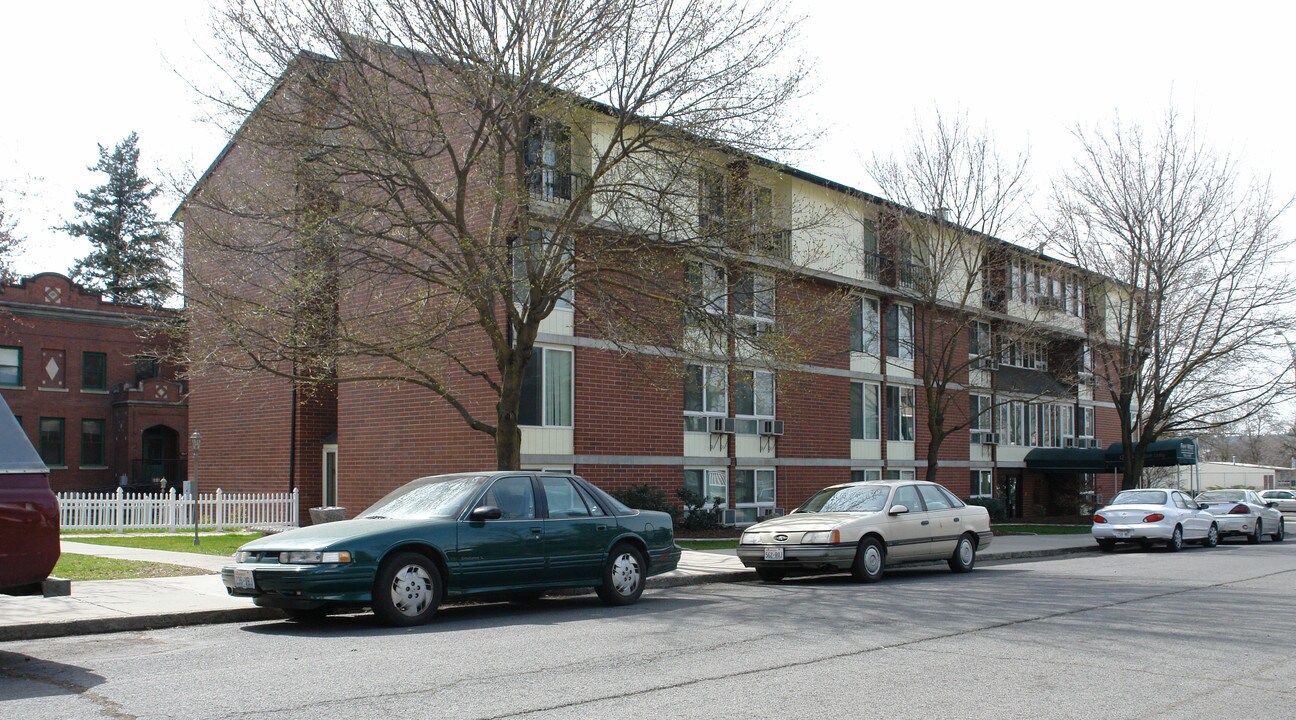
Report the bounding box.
[1197,503,1209,509]
[469,506,502,521]
[1265,501,1278,509]
[888,504,909,516]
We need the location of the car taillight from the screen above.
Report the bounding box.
[1143,513,1165,523]
[1093,514,1107,524]
[1229,504,1250,514]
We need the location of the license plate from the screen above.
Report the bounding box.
[1114,530,1131,539]
[233,568,256,590]
[763,547,784,561]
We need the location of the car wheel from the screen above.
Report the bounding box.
[1202,524,1219,548]
[595,544,645,606]
[948,533,977,573]
[1165,525,1183,552]
[850,537,885,583]
[1097,540,1116,552]
[283,607,331,622]
[1248,519,1262,544]
[755,567,786,582]
[1273,519,1285,542]
[371,552,441,627]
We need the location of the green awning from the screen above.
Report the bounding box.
[1104,438,1198,467]
[1024,447,1110,472]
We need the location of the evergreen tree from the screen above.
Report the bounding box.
[64,133,175,306]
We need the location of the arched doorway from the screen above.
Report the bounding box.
[140,425,180,491]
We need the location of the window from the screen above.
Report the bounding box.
[684,364,727,431]
[886,304,914,360]
[735,369,774,434]
[80,419,106,466]
[887,470,917,483]
[685,260,727,317]
[970,470,993,498]
[514,229,573,310]
[1078,406,1095,438]
[698,169,726,232]
[999,339,1047,370]
[684,468,728,505]
[851,469,881,483]
[39,417,64,466]
[860,219,880,279]
[918,484,955,511]
[734,270,774,337]
[1079,343,1093,379]
[851,381,880,440]
[524,120,573,200]
[0,346,21,386]
[886,385,915,441]
[82,352,108,391]
[968,321,992,368]
[541,476,597,518]
[134,356,159,383]
[970,394,992,433]
[519,347,573,427]
[734,468,776,524]
[850,296,880,355]
[480,475,536,520]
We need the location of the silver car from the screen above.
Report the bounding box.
[1092,489,1218,552]
[1195,489,1286,543]
[1256,489,1296,514]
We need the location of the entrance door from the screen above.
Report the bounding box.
[141,425,179,489]
[321,444,338,507]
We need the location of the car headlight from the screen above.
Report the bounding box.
[235,551,251,563]
[279,551,352,564]
[801,530,840,544]
[741,533,760,544]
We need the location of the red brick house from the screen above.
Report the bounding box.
[178,46,1128,521]
[0,272,187,492]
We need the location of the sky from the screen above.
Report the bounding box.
[3,1,1295,277]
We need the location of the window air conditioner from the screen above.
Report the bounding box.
[722,509,737,526]
[1063,437,1076,448]
[709,416,736,434]
[980,432,998,446]
[758,419,785,436]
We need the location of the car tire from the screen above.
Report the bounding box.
[755,567,786,582]
[1097,540,1116,552]
[948,533,977,573]
[1165,525,1183,552]
[1273,519,1285,542]
[1202,524,1219,548]
[371,552,441,627]
[595,543,645,606]
[850,537,885,583]
[1248,520,1262,544]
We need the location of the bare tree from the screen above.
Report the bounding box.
[1051,109,1296,489]
[0,186,22,284]
[866,110,1033,485]
[180,0,839,470]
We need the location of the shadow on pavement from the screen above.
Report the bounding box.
[0,651,107,702]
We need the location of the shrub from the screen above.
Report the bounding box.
[611,484,677,520]
[677,487,723,531]
[965,496,1006,521]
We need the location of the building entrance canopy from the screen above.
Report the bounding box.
[1103,438,1198,467]
[1026,438,1197,472]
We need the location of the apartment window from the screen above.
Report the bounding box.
[971,470,993,498]
[851,469,881,483]
[734,468,776,524]
[684,364,727,432]
[82,352,108,391]
[886,304,914,360]
[685,260,727,317]
[134,356,159,383]
[519,346,573,427]
[0,346,20,386]
[734,270,775,337]
[851,381,880,440]
[513,229,574,310]
[886,385,915,442]
[734,369,774,434]
[1000,340,1047,371]
[81,419,106,466]
[684,468,728,506]
[850,296,881,355]
[1079,343,1093,379]
[1078,406,1095,438]
[970,394,992,432]
[698,169,726,232]
[524,119,573,201]
[968,321,992,368]
[39,417,64,467]
[885,469,916,482]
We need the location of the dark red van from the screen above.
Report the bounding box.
[0,393,60,591]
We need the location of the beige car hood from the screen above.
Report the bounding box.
[748,512,880,531]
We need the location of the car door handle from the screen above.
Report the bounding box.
[596,525,607,531]
[530,527,543,537]
[953,517,960,523]
[921,520,930,526]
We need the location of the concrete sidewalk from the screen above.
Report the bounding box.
[0,533,1096,642]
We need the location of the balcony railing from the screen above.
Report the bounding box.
[526,167,587,202]
[753,229,791,260]
[862,251,886,281]
[898,261,928,290]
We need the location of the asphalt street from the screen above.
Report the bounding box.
[2,538,1294,720]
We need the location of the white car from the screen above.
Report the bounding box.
[737,480,993,583]
[1092,489,1218,552]
[1195,489,1286,543]
[1256,489,1296,514]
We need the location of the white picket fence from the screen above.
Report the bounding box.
[57,488,300,533]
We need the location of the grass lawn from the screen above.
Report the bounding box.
[993,524,1090,535]
[52,553,212,581]
[677,539,739,551]
[67,533,263,557]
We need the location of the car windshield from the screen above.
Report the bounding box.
[360,474,488,519]
[1197,491,1245,503]
[1110,490,1167,506]
[797,485,890,514]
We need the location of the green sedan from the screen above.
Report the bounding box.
[221,471,681,626]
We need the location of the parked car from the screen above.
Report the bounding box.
[1092,489,1218,552]
[1256,489,1296,514]
[1194,489,1285,543]
[0,395,60,593]
[736,479,992,583]
[221,471,681,625]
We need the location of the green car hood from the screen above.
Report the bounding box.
[238,518,450,552]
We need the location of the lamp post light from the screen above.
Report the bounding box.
[190,431,202,546]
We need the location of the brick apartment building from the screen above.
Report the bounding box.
[0,272,187,492]
[178,43,1131,522]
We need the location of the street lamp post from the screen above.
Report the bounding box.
[190,431,202,546]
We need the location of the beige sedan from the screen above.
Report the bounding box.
[737,480,993,582]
